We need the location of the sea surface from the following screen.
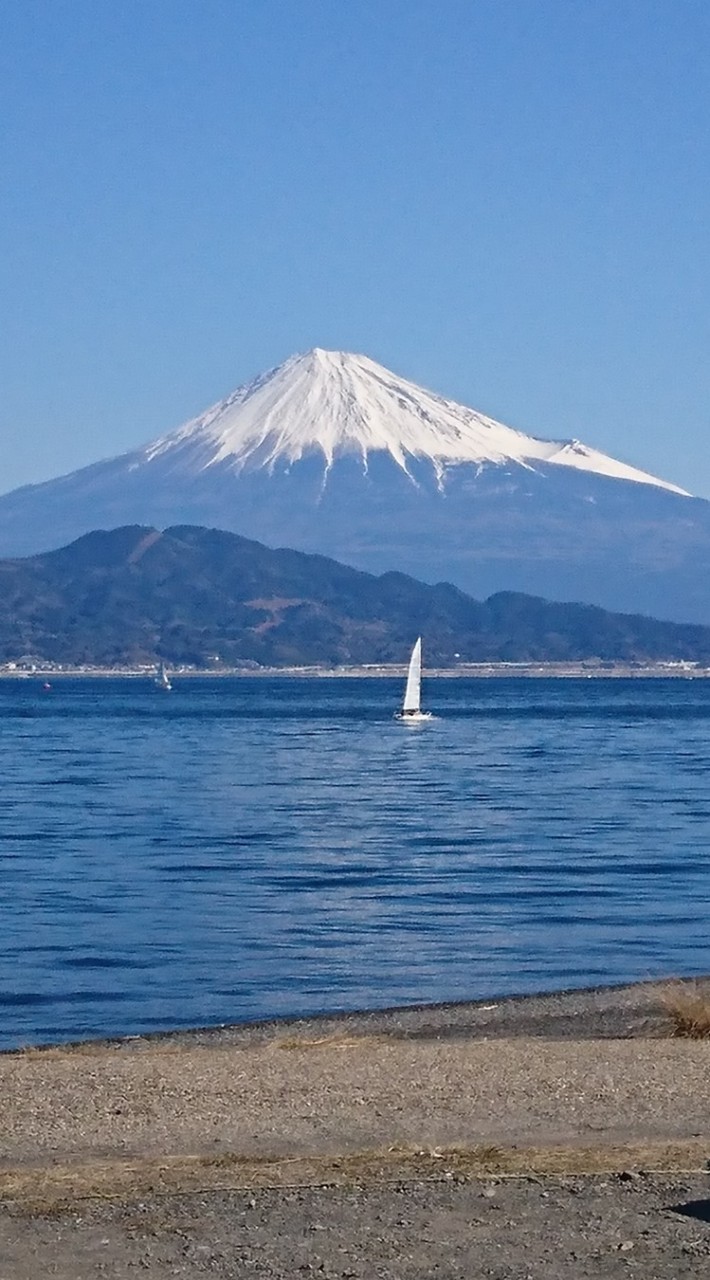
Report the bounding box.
[1,675,709,1048]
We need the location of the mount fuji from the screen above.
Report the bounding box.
[2,348,709,622]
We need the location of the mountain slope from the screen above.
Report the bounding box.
[1,524,710,667]
[1,350,708,622]
[138,348,686,491]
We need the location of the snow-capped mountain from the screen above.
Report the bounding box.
[1,349,708,622]
[138,348,685,492]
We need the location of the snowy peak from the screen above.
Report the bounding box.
[141,349,688,496]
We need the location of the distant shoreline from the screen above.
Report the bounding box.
[1,662,708,680]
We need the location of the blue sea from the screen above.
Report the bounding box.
[1,675,709,1048]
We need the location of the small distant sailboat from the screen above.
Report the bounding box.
[396,637,433,721]
[154,662,172,691]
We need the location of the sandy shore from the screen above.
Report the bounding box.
[2,980,710,1277]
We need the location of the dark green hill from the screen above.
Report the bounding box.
[1,524,709,667]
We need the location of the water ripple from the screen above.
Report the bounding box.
[0,675,709,1046]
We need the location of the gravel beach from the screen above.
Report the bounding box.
[1,980,709,1278]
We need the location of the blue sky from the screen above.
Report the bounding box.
[1,0,709,495]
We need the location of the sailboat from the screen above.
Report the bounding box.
[154,662,172,691]
[395,637,433,721]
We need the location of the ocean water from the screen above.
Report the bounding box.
[0,675,709,1048]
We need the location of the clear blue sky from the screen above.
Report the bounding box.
[1,0,709,495]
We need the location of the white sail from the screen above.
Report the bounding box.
[155,662,172,690]
[402,638,422,713]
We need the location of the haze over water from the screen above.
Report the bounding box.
[1,676,709,1049]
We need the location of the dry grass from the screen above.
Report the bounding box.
[274,1032,390,1052]
[3,1036,226,1062]
[658,982,710,1039]
[6,1041,111,1061]
[3,1140,709,1212]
